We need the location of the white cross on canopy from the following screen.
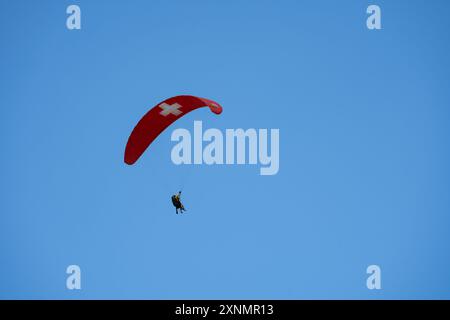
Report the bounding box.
[159,103,183,117]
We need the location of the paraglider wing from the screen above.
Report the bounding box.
[124,95,223,165]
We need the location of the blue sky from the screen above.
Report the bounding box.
[1,0,450,299]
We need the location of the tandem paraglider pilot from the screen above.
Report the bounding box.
[171,191,186,214]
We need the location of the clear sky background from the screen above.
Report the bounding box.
[1,0,450,299]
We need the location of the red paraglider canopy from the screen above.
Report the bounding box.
[124,95,223,165]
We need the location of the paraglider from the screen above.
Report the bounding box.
[124,95,223,214]
[171,191,186,214]
[124,95,222,165]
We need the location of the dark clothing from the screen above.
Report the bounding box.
[171,195,181,207]
[171,193,185,214]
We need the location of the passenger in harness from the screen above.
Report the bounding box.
[171,191,186,214]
